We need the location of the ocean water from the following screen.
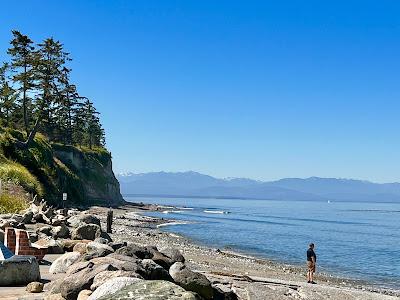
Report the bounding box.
[125,196,400,289]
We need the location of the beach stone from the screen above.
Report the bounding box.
[26,281,44,293]
[0,257,40,286]
[167,248,185,263]
[91,270,143,290]
[99,280,198,300]
[36,238,65,254]
[63,239,91,252]
[212,284,238,300]
[100,231,112,242]
[115,243,156,259]
[169,262,213,299]
[73,242,88,254]
[67,214,101,228]
[71,224,101,240]
[108,241,127,251]
[87,277,142,300]
[22,211,34,224]
[77,289,92,300]
[49,252,82,274]
[94,237,108,244]
[139,259,172,281]
[151,250,174,269]
[87,241,114,254]
[37,225,53,236]
[52,224,70,239]
[89,256,142,272]
[66,261,93,275]
[58,263,118,300]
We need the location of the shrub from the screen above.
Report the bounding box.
[0,161,43,196]
[0,193,28,214]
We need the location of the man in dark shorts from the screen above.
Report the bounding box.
[307,243,317,284]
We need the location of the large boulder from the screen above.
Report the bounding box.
[49,252,82,274]
[91,270,143,290]
[51,224,70,239]
[86,241,114,254]
[73,242,88,254]
[67,214,101,228]
[21,211,34,224]
[212,283,238,300]
[71,224,101,241]
[115,243,156,259]
[87,277,142,300]
[52,263,118,300]
[169,262,213,300]
[139,259,172,281]
[164,248,185,263]
[98,280,198,300]
[37,225,53,236]
[108,241,126,251]
[89,256,143,273]
[35,238,64,254]
[77,289,92,300]
[151,250,174,269]
[0,256,41,286]
[63,239,91,252]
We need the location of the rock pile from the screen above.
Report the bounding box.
[0,202,238,299]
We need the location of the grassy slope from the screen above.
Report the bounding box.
[0,127,121,208]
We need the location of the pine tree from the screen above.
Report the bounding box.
[7,30,36,133]
[0,63,18,127]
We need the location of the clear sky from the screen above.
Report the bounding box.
[1,1,400,183]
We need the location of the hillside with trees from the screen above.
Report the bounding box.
[0,31,123,210]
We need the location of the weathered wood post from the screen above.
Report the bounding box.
[107,208,113,233]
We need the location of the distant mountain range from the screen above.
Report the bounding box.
[117,171,400,202]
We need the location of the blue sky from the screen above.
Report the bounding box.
[1,1,400,182]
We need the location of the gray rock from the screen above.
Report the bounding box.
[0,256,41,286]
[98,280,198,300]
[67,214,101,228]
[169,262,213,300]
[58,263,118,300]
[77,289,92,300]
[89,256,142,272]
[71,224,101,240]
[26,281,44,293]
[94,237,108,244]
[91,270,143,290]
[88,277,142,300]
[37,225,53,236]
[87,241,114,254]
[212,283,238,300]
[66,261,93,275]
[151,250,174,269]
[22,211,34,224]
[115,243,156,259]
[52,224,70,239]
[49,252,82,274]
[167,248,185,263]
[73,242,88,254]
[100,231,112,242]
[139,259,172,281]
[108,241,127,251]
[35,238,65,254]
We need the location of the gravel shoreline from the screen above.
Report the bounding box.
[88,204,400,299]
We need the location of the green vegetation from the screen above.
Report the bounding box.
[0,161,43,195]
[0,31,123,209]
[0,30,105,148]
[0,193,28,214]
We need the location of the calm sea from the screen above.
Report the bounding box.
[125,196,400,289]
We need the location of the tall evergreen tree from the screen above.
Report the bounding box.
[0,63,18,127]
[7,30,36,133]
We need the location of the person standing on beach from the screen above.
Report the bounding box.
[307,243,317,284]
